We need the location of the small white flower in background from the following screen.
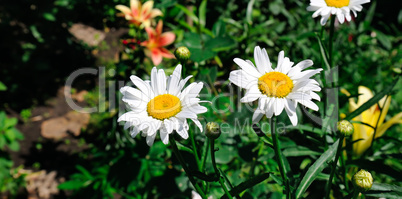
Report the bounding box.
[229,46,322,126]
[307,0,370,25]
[192,191,213,199]
[118,64,207,146]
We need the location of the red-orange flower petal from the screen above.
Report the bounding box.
[159,32,176,47]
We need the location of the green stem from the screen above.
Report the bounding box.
[210,139,233,199]
[325,135,344,199]
[270,117,289,198]
[200,138,210,171]
[352,189,360,199]
[340,151,349,191]
[170,136,207,199]
[328,16,336,68]
[189,130,202,171]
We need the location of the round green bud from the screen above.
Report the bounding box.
[174,46,191,62]
[206,122,221,139]
[353,169,373,192]
[337,120,354,137]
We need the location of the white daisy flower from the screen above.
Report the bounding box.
[229,46,322,126]
[307,0,370,25]
[118,64,207,146]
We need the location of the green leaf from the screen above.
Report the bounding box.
[199,0,207,28]
[200,66,217,84]
[222,173,270,199]
[375,31,392,50]
[315,33,330,71]
[0,112,6,128]
[295,139,340,198]
[212,20,226,37]
[285,125,324,135]
[7,140,20,151]
[204,36,236,52]
[246,0,255,25]
[282,146,321,157]
[344,78,398,121]
[58,180,85,190]
[365,191,402,199]
[0,136,6,149]
[188,48,216,62]
[0,82,6,91]
[76,165,93,180]
[5,129,16,141]
[370,183,402,192]
[29,25,44,43]
[215,145,237,164]
[175,4,199,25]
[4,118,18,130]
[43,13,56,21]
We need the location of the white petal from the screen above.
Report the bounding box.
[284,102,298,126]
[274,98,285,116]
[240,85,261,103]
[130,75,154,99]
[310,92,321,101]
[254,46,267,74]
[265,98,274,118]
[163,119,174,134]
[287,92,312,101]
[300,99,319,111]
[176,110,197,119]
[176,122,189,139]
[285,98,296,113]
[130,126,141,137]
[229,70,256,89]
[258,96,267,110]
[233,58,262,78]
[168,64,182,95]
[279,57,292,74]
[151,67,159,95]
[191,119,203,132]
[160,130,169,145]
[146,133,157,146]
[252,109,265,123]
[337,10,345,24]
[157,69,167,95]
[121,86,149,102]
[261,48,273,72]
[178,75,193,91]
[276,51,284,71]
[320,14,330,25]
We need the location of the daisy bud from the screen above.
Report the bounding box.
[353,169,373,192]
[206,122,220,140]
[337,120,354,137]
[174,46,191,63]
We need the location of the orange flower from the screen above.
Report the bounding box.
[115,0,162,28]
[141,20,175,65]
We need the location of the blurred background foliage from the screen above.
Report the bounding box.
[0,0,401,198]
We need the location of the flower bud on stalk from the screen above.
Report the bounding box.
[353,169,373,192]
[337,120,354,137]
[206,122,220,140]
[174,46,191,63]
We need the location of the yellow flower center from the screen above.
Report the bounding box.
[258,72,294,98]
[324,0,350,8]
[147,94,181,120]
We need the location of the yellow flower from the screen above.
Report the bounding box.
[115,0,163,28]
[341,86,402,156]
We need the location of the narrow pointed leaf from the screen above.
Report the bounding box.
[295,139,339,198]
